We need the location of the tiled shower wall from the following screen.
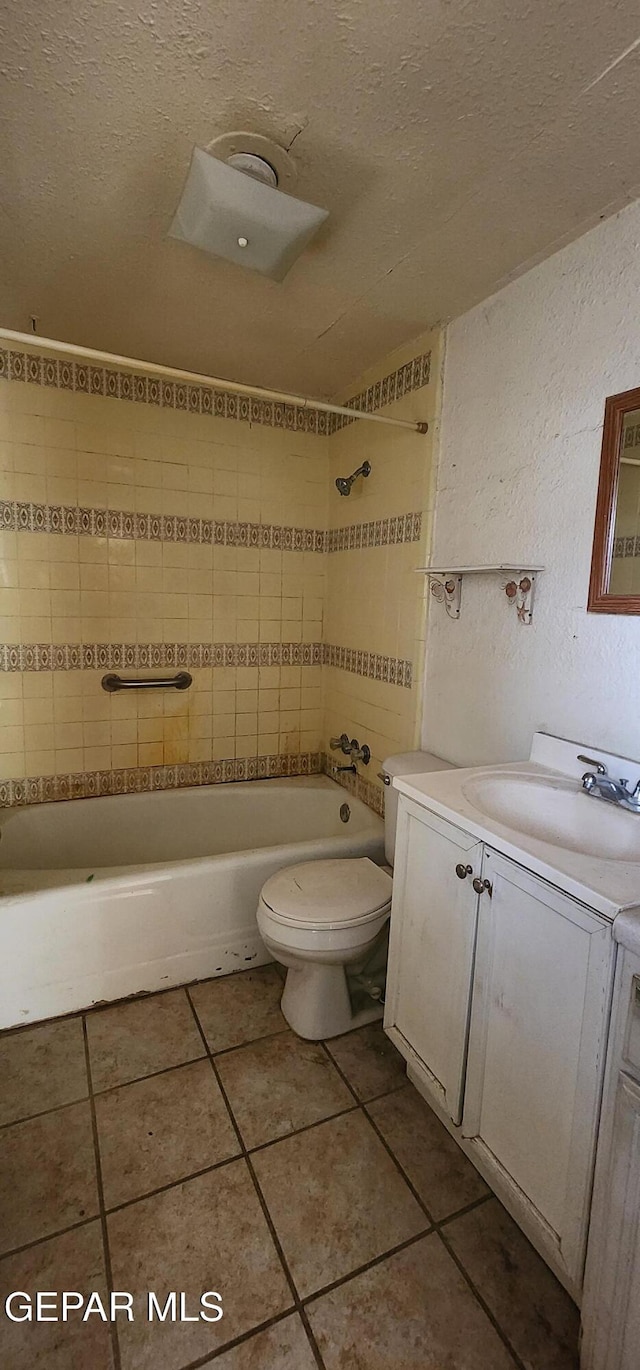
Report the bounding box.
[0,331,439,808]
[0,351,328,802]
[323,331,441,812]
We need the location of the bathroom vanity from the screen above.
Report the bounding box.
[384,733,640,1306]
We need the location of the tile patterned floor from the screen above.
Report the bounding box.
[0,965,580,1369]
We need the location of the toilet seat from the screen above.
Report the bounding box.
[260,857,392,931]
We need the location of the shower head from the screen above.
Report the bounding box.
[335,460,371,496]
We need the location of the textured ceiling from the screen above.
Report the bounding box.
[2,1,640,396]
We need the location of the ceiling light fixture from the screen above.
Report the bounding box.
[168,132,328,281]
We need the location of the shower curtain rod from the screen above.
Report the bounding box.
[0,328,428,435]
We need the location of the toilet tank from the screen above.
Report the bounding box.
[381,751,455,865]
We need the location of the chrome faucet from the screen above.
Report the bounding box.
[580,758,640,813]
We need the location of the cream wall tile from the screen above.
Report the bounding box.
[0,335,436,797]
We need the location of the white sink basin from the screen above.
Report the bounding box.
[461,771,640,862]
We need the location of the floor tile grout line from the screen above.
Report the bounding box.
[339,1072,492,1234]
[91,1052,209,1096]
[298,1305,328,1370]
[188,999,442,1364]
[0,1002,495,1289]
[324,1042,527,1364]
[0,1153,493,1271]
[181,1231,438,1369]
[185,987,298,1301]
[81,1015,123,1370]
[352,1061,526,1366]
[1,992,543,1368]
[1,973,555,1368]
[0,1036,408,1137]
[239,1155,326,1370]
[0,1213,100,1264]
[320,1042,438,1224]
[0,989,404,1132]
[362,1091,449,1223]
[360,1092,526,1364]
[0,1052,427,1262]
[436,1192,494,1230]
[0,1091,92,1132]
[185,985,328,1370]
[437,1224,527,1370]
[104,1153,242,1216]
[83,1023,290,1099]
[208,1023,292,1058]
[177,1308,304,1370]
[301,1225,434,1310]
[244,1102,360,1156]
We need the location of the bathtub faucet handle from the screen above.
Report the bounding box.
[330,733,351,755]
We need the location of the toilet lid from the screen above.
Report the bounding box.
[261,858,393,930]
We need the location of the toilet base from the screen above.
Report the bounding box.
[280,961,383,1040]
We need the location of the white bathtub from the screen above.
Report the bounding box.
[0,776,384,1029]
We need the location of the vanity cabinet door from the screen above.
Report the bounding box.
[384,797,482,1124]
[462,849,614,1291]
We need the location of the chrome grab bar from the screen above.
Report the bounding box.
[101,671,192,693]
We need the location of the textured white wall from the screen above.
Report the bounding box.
[422,199,640,766]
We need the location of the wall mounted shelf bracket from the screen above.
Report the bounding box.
[417,565,544,624]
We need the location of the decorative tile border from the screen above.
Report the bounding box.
[323,643,412,688]
[0,749,393,813]
[0,501,421,554]
[613,535,640,558]
[327,511,421,552]
[0,752,322,808]
[0,347,332,436]
[0,345,431,436]
[0,641,324,673]
[334,350,431,431]
[321,752,385,817]
[0,500,327,553]
[0,639,410,683]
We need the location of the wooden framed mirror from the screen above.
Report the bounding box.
[588,385,640,613]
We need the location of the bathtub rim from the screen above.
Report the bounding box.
[0,773,383,904]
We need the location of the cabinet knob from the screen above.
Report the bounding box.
[472,877,493,896]
[455,863,473,880]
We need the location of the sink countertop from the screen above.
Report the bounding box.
[612,908,640,955]
[394,760,640,921]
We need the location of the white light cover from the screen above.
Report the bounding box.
[168,147,329,281]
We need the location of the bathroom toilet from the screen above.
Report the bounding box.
[256,750,453,1039]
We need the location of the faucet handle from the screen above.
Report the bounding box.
[577,754,607,775]
[330,733,351,754]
